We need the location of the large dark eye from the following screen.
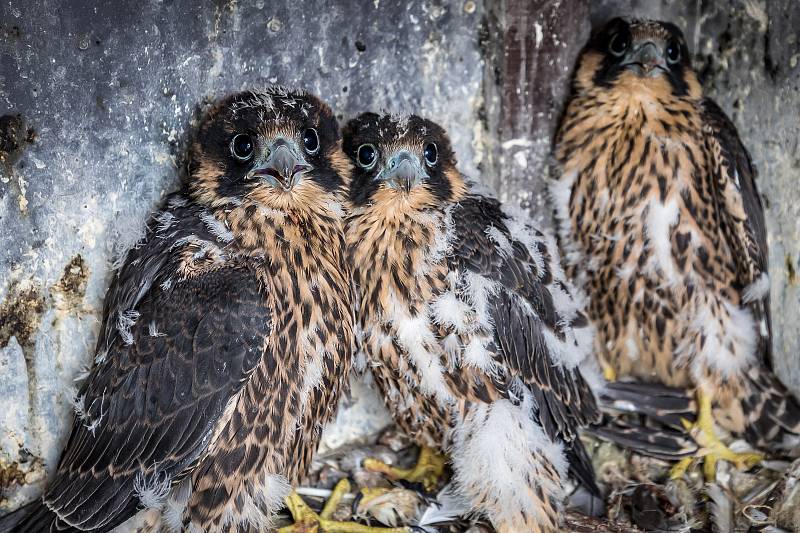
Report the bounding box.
[666,40,681,64]
[302,128,320,154]
[423,142,438,166]
[230,134,254,161]
[357,144,378,169]
[609,32,630,57]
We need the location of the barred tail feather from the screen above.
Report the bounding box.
[743,368,800,450]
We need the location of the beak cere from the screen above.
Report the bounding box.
[627,41,666,76]
[247,140,311,191]
[392,159,418,192]
[381,151,426,193]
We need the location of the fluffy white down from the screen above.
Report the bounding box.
[424,206,456,269]
[448,397,568,528]
[742,272,770,304]
[116,309,140,346]
[461,271,498,332]
[160,472,291,532]
[162,478,192,532]
[643,199,680,283]
[219,473,292,531]
[485,225,513,257]
[133,470,172,510]
[430,290,471,333]
[387,291,454,404]
[299,340,326,406]
[502,205,546,278]
[680,296,758,380]
[200,212,235,243]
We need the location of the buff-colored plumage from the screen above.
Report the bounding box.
[553,18,800,463]
[343,113,600,532]
[2,88,354,533]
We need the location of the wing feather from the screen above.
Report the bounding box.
[448,195,600,493]
[42,198,272,531]
[702,98,772,363]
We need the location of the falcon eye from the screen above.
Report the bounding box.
[666,40,681,64]
[302,128,320,154]
[230,134,254,161]
[423,142,438,166]
[357,144,378,169]
[608,32,630,57]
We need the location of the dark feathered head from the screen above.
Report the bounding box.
[188,87,351,212]
[342,113,465,214]
[575,18,701,100]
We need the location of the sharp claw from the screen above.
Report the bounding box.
[362,447,446,493]
[669,457,694,479]
[672,391,763,482]
[281,483,410,533]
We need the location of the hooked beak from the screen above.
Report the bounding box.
[376,150,427,193]
[246,140,311,191]
[623,41,666,76]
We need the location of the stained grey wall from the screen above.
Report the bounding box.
[1,0,798,514]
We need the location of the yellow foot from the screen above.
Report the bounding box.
[601,363,617,382]
[363,446,446,493]
[669,391,762,481]
[278,479,410,533]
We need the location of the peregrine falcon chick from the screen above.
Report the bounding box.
[344,113,601,533]
[1,88,354,532]
[553,18,800,479]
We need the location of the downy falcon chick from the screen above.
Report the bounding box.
[553,18,800,478]
[344,113,601,533]
[2,88,354,532]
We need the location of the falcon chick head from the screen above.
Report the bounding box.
[188,87,350,211]
[343,113,465,212]
[576,18,701,99]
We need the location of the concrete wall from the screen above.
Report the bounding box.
[1,0,798,511]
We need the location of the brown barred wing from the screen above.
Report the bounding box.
[40,265,270,531]
[701,100,800,448]
[701,99,771,360]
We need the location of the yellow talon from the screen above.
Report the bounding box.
[669,457,694,479]
[363,446,446,493]
[279,479,409,533]
[669,390,763,481]
[602,363,617,382]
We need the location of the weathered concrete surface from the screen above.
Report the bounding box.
[1,0,799,518]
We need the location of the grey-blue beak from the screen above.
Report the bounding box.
[247,139,311,190]
[378,150,427,192]
[624,41,666,76]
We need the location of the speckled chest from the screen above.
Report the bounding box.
[224,204,354,476]
[348,209,453,446]
[556,90,740,384]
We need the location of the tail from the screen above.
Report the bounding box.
[598,380,695,429]
[565,439,600,497]
[0,499,73,533]
[565,438,605,518]
[743,368,800,451]
[587,380,699,460]
[587,419,698,461]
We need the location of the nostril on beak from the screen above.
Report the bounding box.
[635,42,662,72]
[271,145,296,180]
